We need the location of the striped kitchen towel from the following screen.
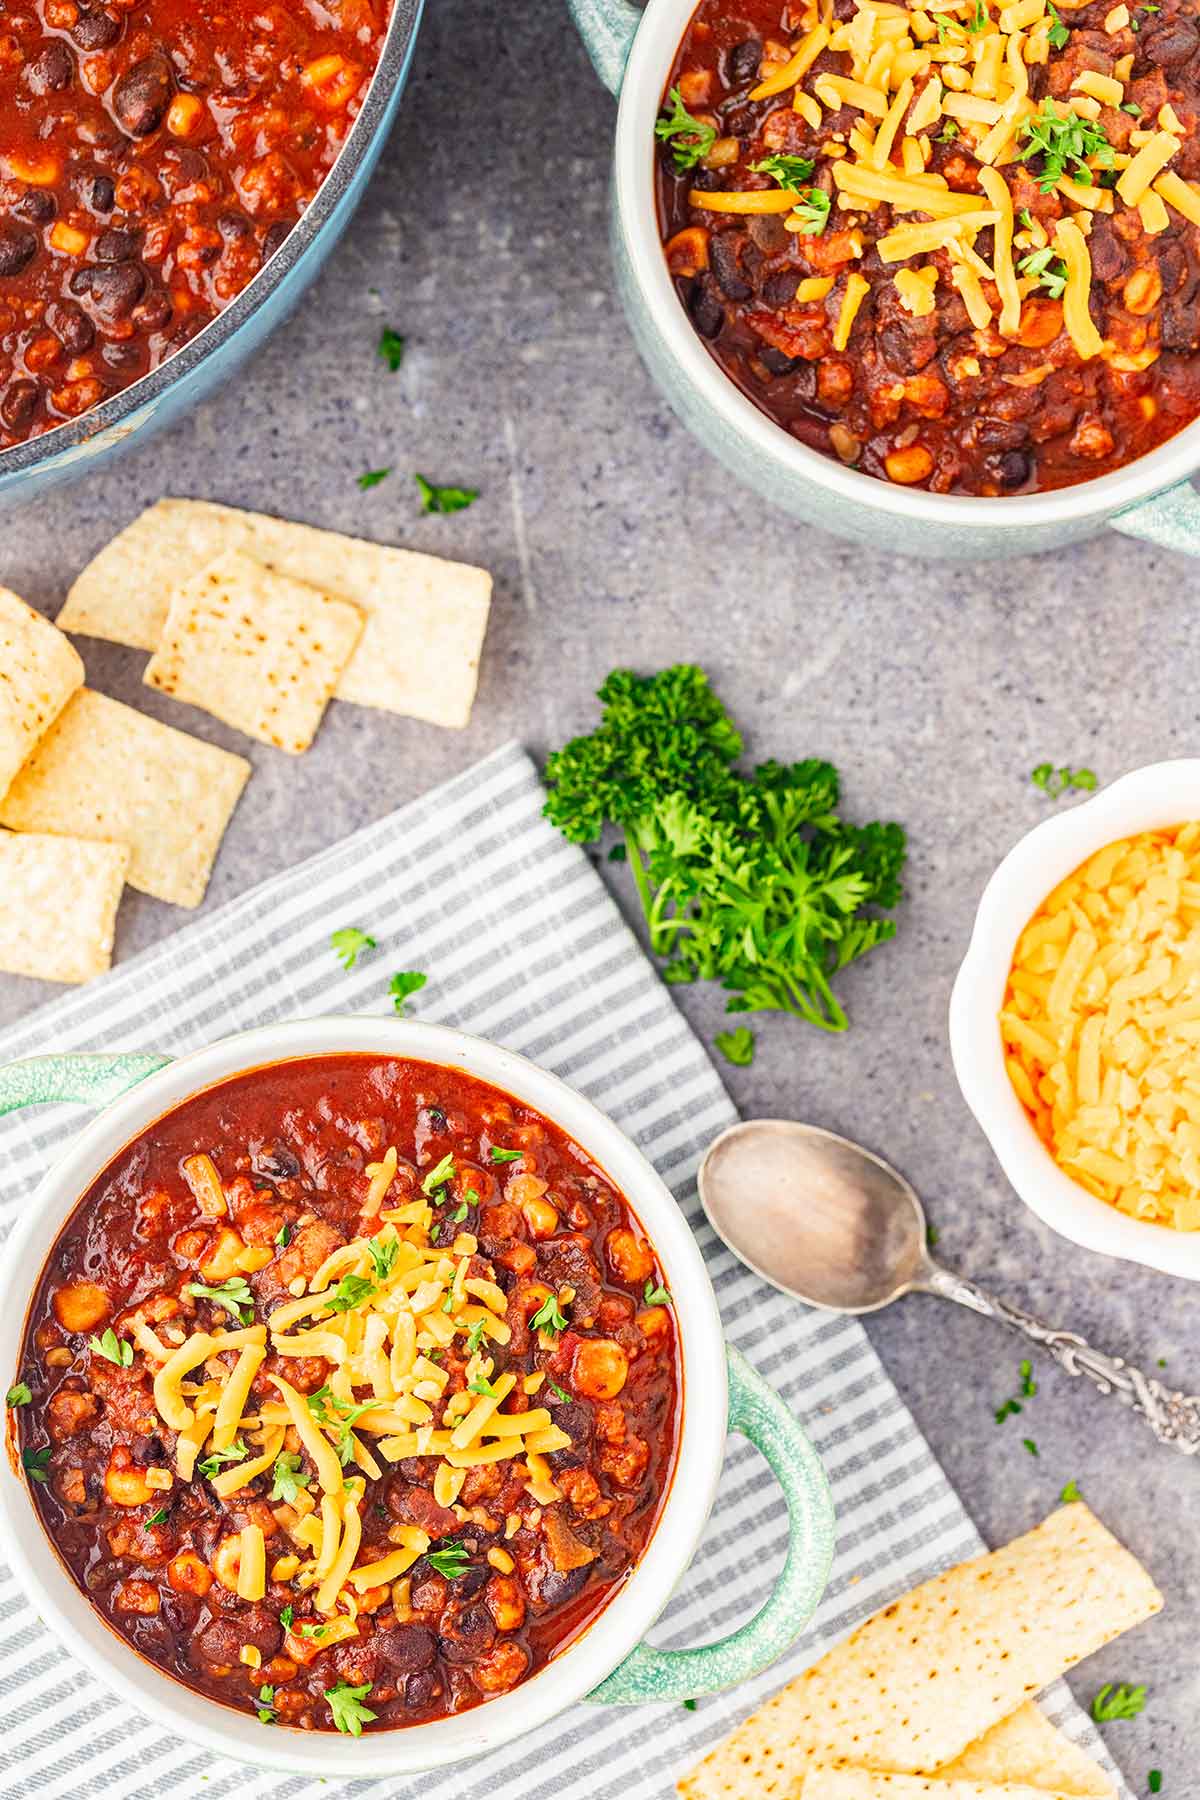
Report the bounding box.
[0,742,1130,1800]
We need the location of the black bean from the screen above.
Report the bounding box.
[217,211,253,243]
[1161,302,1199,352]
[0,226,38,279]
[1,380,40,432]
[251,1143,300,1181]
[261,220,292,259]
[709,232,752,301]
[725,38,762,86]
[132,290,172,332]
[89,175,116,214]
[80,260,147,324]
[404,1669,439,1710]
[72,8,122,49]
[112,53,173,137]
[437,1604,495,1663]
[689,282,725,339]
[761,269,800,309]
[688,166,724,192]
[95,228,138,262]
[24,40,74,94]
[997,449,1032,489]
[759,345,803,376]
[375,1626,436,1673]
[16,188,56,225]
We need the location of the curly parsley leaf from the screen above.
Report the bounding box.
[198,1439,249,1479]
[1060,1478,1082,1503]
[280,1604,295,1631]
[367,1235,399,1280]
[257,1684,277,1724]
[22,1446,51,1483]
[1031,763,1098,799]
[390,969,427,1015]
[1019,247,1068,299]
[331,926,376,970]
[6,1381,32,1407]
[415,474,477,516]
[328,1274,377,1314]
[643,1280,673,1307]
[465,1318,488,1355]
[530,1294,569,1336]
[1046,0,1071,47]
[377,327,405,372]
[1092,1683,1147,1722]
[427,1542,471,1580]
[714,1025,755,1067]
[89,1327,133,1367]
[654,85,717,171]
[1017,101,1112,192]
[421,1152,456,1195]
[270,1451,312,1505]
[751,153,815,193]
[185,1276,255,1326]
[790,188,831,235]
[325,1679,377,1736]
[543,667,905,1033]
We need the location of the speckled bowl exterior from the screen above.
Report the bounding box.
[0,1017,835,1775]
[569,0,1200,563]
[950,761,1200,1280]
[0,0,425,510]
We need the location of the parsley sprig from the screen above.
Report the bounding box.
[1018,247,1068,300]
[751,154,815,193]
[89,1327,133,1367]
[427,1542,472,1580]
[1017,101,1113,192]
[1032,762,1098,798]
[184,1276,255,1326]
[390,969,427,1014]
[331,926,376,969]
[6,1382,32,1407]
[543,667,906,1033]
[325,1679,377,1735]
[530,1293,569,1336]
[415,474,477,515]
[655,85,717,171]
[715,1026,755,1067]
[270,1451,311,1505]
[377,327,405,372]
[789,188,831,236]
[1092,1683,1148,1722]
[198,1439,248,1479]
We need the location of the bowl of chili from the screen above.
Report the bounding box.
[568,0,1200,561]
[0,0,423,508]
[0,1016,834,1775]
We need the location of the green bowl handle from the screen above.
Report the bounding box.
[0,1053,171,1118]
[588,1343,834,1705]
[1111,481,1200,554]
[565,0,642,96]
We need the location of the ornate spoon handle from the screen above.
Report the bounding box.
[921,1262,1200,1455]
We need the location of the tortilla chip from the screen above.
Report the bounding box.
[0,831,128,984]
[938,1706,1112,1796]
[0,587,84,804]
[58,499,492,728]
[0,689,250,908]
[679,1507,1160,1800]
[801,1775,1080,1800]
[143,550,363,754]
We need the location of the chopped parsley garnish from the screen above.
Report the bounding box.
[270,1451,312,1505]
[275,1222,293,1247]
[328,1274,377,1313]
[450,1201,470,1223]
[197,1439,248,1479]
[22,1446,50,1484]
[995,1397,1023,1423]
[490,1146,523,1163]
[427,1542,471,1580]
[715,1026,755,1067]
[367,1235,399,1280]
[967,0,988,30]
[1023,1437,1039,1457]
[279,1604,294,1631]
[643,1280,673,1307]
[544,667,906,1033]
[1122,101,1143,117]
[257,1684,277,1724]
[654,85,717,171]
[1031,763,1098,798]
[1018,247,1068,300]
[751,153,815,193]
[185,1276,255,1326]
[1019,207,1035,230]
[1046,0,1070,47]
[932,14,955,40]
[926,1224,940,1249]
[468,1374,501,1398]
[300,1621,333,1640]
[530,1294,569,1336]
[415,474,478,516]
[1092,1683,1147,1722]
[307,1389,379,1464]
[146,1507,169,1526]
[6,1382,32,1407]
[1019,1358,1037,1398]
[465,1319,488,1355]
[357,468,391,491]
[548,1380,572,1404]
[1060,1478,1082,1503]
[939,120,960,141]
[377,327,405,372]
[325,1679,377,1736]
[89,1327,133,1367]
[1149,1773,1163,1793]
[389,969,427,1014]
[1017,102,1113,192]
[683,1698,698,1711]
[421,1152,456,1195]
[790,188,831,236]
[331,925,376,970]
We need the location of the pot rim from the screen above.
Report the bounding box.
[0,0,424,483]
[0,1016,727,1775]
[949,760,1200,1279]
[613,0,1200,533]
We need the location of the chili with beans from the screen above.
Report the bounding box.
[657,0,1200,494]
[10,1056,680,1733]
[0,0,391,448]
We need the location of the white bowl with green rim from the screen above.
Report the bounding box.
[567,0,1200,563]
[0,1016,835,1775]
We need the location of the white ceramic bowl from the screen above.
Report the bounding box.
[950,761,1200,1280]
[0,1016,834,1776]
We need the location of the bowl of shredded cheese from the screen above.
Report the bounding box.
[950,761,1200,1277]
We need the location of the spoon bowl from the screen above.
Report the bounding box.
[698,1119,932,1313]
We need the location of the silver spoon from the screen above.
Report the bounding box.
[699,1118,1200,1456]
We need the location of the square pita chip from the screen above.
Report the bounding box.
[0,587,84,804]
[0,689,250,908]
[0,831,128,984]
[143,550,363,753]
[57,498,493,728]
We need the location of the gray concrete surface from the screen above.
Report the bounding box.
[0,1,1193,1789]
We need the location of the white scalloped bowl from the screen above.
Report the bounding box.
[949,760,1200,1281]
